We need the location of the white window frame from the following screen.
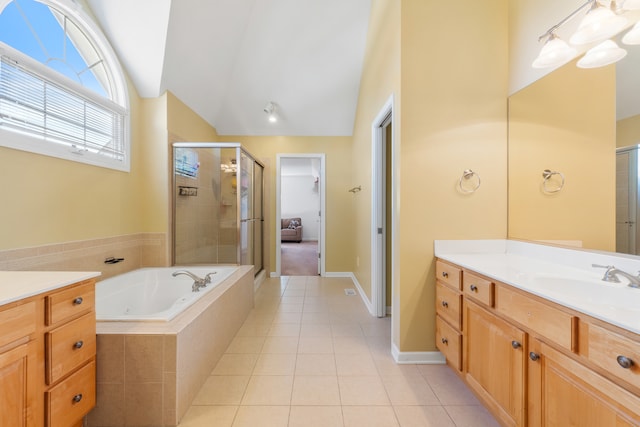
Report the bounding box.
[0,0,130,172]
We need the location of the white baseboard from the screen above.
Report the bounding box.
[324,272,374,315]
[392,342,446,364]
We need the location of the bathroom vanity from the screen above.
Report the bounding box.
[0,271,99,427]
[435,240,640,427]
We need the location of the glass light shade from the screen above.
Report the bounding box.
[622,22,640,44]
[569,5,628,45]
[623,0,640,10]
[532,36,577,68]
[577,39,628,68]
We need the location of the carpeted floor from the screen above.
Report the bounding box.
[281,240,319,276]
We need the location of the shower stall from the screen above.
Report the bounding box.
[172,143,264,276]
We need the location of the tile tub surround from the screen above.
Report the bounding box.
[0,233,167,279]
[87,265,254,427]
[434,239,640,334]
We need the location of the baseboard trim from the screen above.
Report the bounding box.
[324,272,374,315]
[391,342,446,364]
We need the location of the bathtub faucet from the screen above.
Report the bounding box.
[172,270,207,292]
[204,272,217,284]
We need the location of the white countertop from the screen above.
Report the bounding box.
[435,240,640,335]
[0,271,101,306]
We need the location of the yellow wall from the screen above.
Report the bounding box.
[617,114,640,149]
[222,136,354,274]
[167,92,220,142]
[508,61,616,251]
[397,0,508,351]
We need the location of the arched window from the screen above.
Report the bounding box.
[0,0,130,171]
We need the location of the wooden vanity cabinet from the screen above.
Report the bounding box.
[0,278,96,427]
[435,260,463,371]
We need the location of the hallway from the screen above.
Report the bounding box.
[178,276,499,426]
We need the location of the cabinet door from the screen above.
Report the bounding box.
[464,300,525,427]
[0,342,35,427]
[528,339,640,427]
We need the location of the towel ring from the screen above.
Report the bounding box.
[542,169,564,194]
[458,169,481,194]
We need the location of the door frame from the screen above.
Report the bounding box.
[371,95,395,318]
[275,153,326,277]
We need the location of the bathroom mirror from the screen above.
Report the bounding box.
[507,43,640,253]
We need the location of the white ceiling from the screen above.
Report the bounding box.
[86,0,371,136]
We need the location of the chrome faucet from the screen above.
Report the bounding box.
[204,272,217,284]
[592,264,640,288]
[172,270,207,292]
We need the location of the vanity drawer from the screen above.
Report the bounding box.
[495,285,578,352]
[0,301,36,349]
[582,323,640,390]
[436,281,461,330]
[46,313,96,385]
[436,315,461,371]
[463,272,494,307]
[436,260,461,290]
[46,360,96,427]
[46,281,95,326]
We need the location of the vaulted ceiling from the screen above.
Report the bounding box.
[86,0,371,136]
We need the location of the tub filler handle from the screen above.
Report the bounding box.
[172,270,208,292]
[204,272,217,284]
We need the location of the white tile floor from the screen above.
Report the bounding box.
[178,276,500,427]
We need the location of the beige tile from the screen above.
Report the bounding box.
[282,288,306,297]
[225,336,265,354]
[300,323,332,337]
[235,322,271,337]
[178,405,237,427]
[298,336,334,354]
[281,296,305,304]
[268,322,301,337]
[372,356,421,377]
[241,375,294,405]
[163,334,177,373]
[192,376,250,405]
[381,375,439,405]
[419,366,481,406]
[124,382,163,426]
[291,376,341,405]
[212,354,259,375]
[86,383,125,427]
[232,406,290,427]
[444,405,501,427]
[288,406,343,427]
[331,323,364,337]
[278,303,304,313]
[253,353,297,375]
[261,336,300,354]
[295,354,337,376]
[124,335,164,382]
[333,335,370,354]
[302,311,331,323]
[272,311,303,323]
[338,376,390,406]
[393,406,456,427]
[342,406,399,427]
[335,353,378,376]
[96,334,124,383]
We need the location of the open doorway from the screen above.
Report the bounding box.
[276,154,326,276]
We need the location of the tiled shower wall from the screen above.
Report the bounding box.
[0,233,167,279]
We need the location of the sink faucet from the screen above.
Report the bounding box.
[172,270,207,292]
[592,264,640,288]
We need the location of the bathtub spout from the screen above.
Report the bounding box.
[204,272,217,284]
[172,270,207,292]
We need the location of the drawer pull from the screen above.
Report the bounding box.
[470,284,478,292]
[511,340,522,349]
[441,301,449,308]
[617,355,634,369]
[72,394,83,404]
[442,272,449,278]
[529,352,540,362]
[441,338,448,345]
[73,340,84,349]
[73,297,83,305]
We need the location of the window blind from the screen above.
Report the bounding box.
[0,55,125,161]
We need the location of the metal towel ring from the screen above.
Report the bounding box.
[542,169,564,194]
[458,169,481,194]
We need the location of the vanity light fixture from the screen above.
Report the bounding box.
[263,101,278,123]
[532,0,639,69]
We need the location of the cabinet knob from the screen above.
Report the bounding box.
[470,285,478,292]
[441,301,449,308]
[73,340,84,349]
[511,340,521,349]
[441,338,448,345]
[442,272,449,278]
[73,297,83,305]
[72,394,83,404]
[617,355,634,369]
[529,352,540,362]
